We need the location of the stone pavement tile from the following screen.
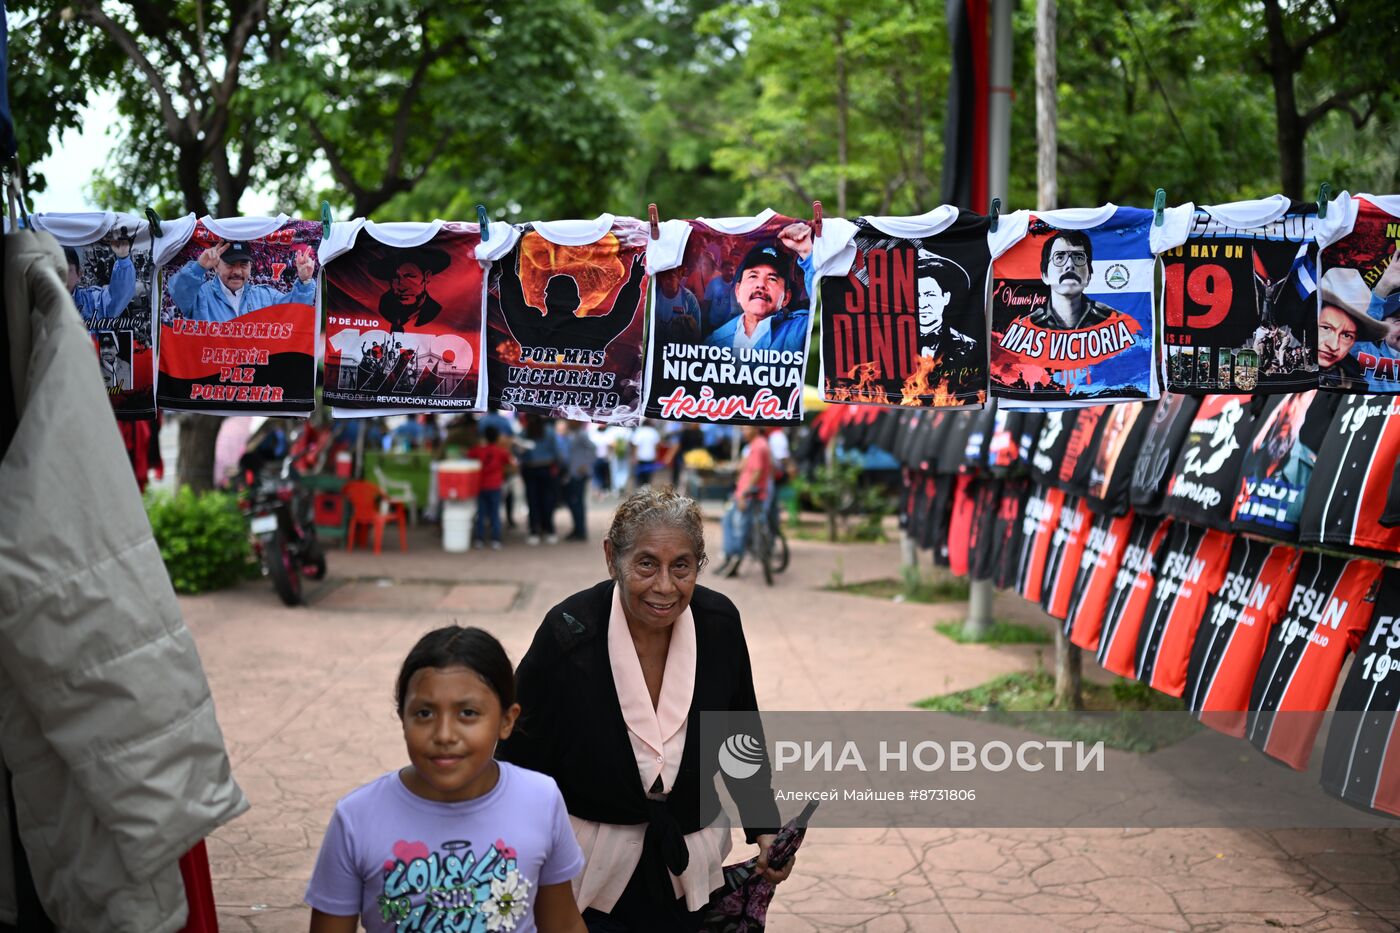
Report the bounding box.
[1057,916,1189,932]
[1335,883,1400,911]
[766,913,957,932]
[950,913,1077,932]
[1301,850,1400,885]
[1079,877,1179,915]
[1179,912,1381,931]
[777,844,941,914]
[1268,828,1400,858]
[216,908,305,932]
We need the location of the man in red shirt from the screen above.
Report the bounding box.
[717,425,773,577]
[467,425,515,549]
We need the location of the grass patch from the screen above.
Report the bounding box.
[787,518,887,544]
[914,670,1198,753]
[934,620,1052,644]
[829,575,970,603]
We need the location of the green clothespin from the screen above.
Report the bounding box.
[1153,189,1166,227]
[476,204,490,241]
[1317,183,1331,219]
[321,200,332,236]
[989,197,1001,233]
[145,207,164,238]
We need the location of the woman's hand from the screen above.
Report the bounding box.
[755,833,795,884]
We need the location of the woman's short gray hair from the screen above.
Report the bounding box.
[606,486,708,573]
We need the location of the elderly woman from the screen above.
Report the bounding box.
[499,487,792,932]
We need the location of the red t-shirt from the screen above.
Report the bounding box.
[468,444,512,492]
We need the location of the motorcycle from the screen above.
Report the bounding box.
[235,452,327,606]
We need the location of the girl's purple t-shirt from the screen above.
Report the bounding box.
[305,761,584,932]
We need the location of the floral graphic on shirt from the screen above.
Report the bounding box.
[376,839,525,932]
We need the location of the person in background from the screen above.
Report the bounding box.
[563,421,596,541]
[716,425,773,579]
[765,426,793,530]
[480,408,520,529]
[630,421,662,487]
[587,423,614,500]
[670,423,705,493]
[521,415,565,545]
[468,425,513,550]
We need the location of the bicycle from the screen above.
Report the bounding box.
[734,490,788,586]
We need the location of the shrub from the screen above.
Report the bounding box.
[145,487,257,594]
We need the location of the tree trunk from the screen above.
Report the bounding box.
[1260,0,1305,199]
[1036,0,1082,711]
[176,141,210,217]
[177,414,224,492]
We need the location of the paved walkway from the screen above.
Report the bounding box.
[181,502,1400,932]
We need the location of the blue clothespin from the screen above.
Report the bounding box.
[321,200,332,236]
[1317,182,1331,219]
[1153,188,1166,227]
[145,207,164,238]
[989,197,1001,233]
[476,204,490,241]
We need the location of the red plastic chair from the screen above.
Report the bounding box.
[343,480,408,554]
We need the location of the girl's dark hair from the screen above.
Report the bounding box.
[395,626,515,714]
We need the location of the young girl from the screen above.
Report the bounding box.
[306,626,588,933]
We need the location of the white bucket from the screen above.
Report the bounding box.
[442,501,472,553]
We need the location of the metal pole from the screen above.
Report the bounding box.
[962,0,1013,641]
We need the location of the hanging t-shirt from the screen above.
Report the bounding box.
[1014,484,1065,603]
[988,204,1190,408]
[1027,409,1078,484]
[320,220,485,416]
[1161,395,1260,529]
[961,403,1001,470]
[31,211,158,419]
[153,214,322,415]
[1128,394,1203,515]
[990,478,1031,590]
[1160,196,1320,394]
[1385,462,1400,528]
[1299,394,1400,558]
[478,215,648,424]
[1081,402,1149,515]
[1053,405,1106,491]
[935,410,981,475]
[946,474,977,576]
[643,210,813,425]
[1246,553,1383,770]
[304,764,583,933]
[1132,524,1234,697]
[1320,567,1400,819]
[1041,497,1095,620]
[967,477,1005,582]
[815,207,1028,408]
[1315,193,1400,393]
[1229,390,1339,540]
[1186,539,1300,737]
[1097,516,1173,680]
[1064,510,1136,651]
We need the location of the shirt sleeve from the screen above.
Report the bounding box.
[304,807,363,918]
[1150,204,1196,255]
[538,783,586,886]
[318,217,368,265]
[987,209,1032,260]
[809,217,859,278]
[476,222,524,263]
[646,219,692,274]
[1313,191,1356,249]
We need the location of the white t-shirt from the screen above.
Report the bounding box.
[631,425,662,461]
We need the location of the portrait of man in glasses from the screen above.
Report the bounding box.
[1028,229,1117,330]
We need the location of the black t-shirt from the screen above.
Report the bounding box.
[1052,405,1107,492]
[990,478,1031,590]
[1081,402,1150,515]
[968,477,1004,582]
[1230,391,1340,541]
[936,410,981,475]
[1028,410,1079,485]
[1129,394,1202,514]
[820,212,992,408]
[1320,567,1400,818]
[1161,394,1262,529]
[1299,395,1400,558]
[1384,461,1400,528]
[962,403,1000,471]
[1160,200,1319,394]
